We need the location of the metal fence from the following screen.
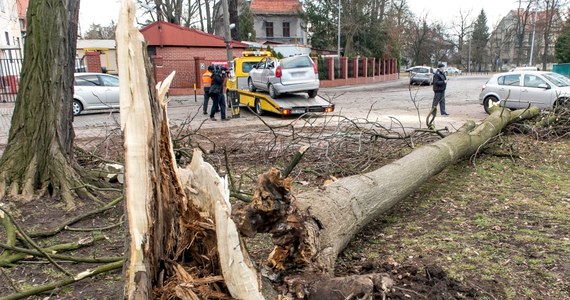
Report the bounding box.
[0,48,23,103]
[0,48,86,103]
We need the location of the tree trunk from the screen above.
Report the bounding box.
[293,108,540,273]
[0,0,85,207]
[119,1,262,298]
[232,107,540,298]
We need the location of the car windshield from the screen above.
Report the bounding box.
[542,72,570,87]
[241,62,258,73]
[280,56,313,69]
[415,68,429,73]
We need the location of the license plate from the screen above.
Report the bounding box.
[292,108,305,114]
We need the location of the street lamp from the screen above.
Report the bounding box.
[529,10,536,66]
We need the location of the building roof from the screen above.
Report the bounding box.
[77,39,116,50]
[140,21,248,48]
[250,0,302,14]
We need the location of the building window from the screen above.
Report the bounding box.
[283,22,290,37]
[5,32,9,45]
[0,0,5,13]
[265,22,273,38]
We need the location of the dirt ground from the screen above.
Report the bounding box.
[1,111,569,299]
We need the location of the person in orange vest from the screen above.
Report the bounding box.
[201,65,214,115]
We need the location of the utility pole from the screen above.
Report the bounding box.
[529,10,536,66]
[337,0,341,58]
[222,0,233,66]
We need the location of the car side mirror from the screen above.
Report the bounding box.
[268,62,275,68]
[538,83,550,89]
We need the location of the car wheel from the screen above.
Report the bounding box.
[268,84,279,98]
[483,96,500,114]
[554,97,569,111]
[254,98,263,115]
[248,78,256,92]
[307,89,318,98]
[73,100,83,116]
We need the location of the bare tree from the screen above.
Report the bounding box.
[451,9,473,68]
[537,0,566,70]
[514,0,534,66]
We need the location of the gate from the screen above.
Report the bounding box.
[0,47,23,103]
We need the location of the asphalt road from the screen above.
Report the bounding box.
[0,74,493,149]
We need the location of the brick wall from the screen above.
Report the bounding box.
[153,47,244,95]
[84,51,102,73]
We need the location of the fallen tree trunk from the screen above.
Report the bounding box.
[293,108,541,273]
[232,108,541,299]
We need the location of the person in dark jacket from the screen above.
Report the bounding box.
[432,63,449,116]
[209,67,229,121]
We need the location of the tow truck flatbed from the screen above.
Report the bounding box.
[230,89,335,116]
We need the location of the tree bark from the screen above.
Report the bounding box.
[0,0,85,206]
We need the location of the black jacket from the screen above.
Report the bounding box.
[433,69,447,92]
[209,72,225,95]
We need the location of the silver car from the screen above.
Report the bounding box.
[73,73,120,116]
[247,55,320,98]
[479,71,570,114]
[408,66,434,85]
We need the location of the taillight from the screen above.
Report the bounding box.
[313,62,318,74]
[276,66,282,78]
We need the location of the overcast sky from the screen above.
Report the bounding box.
[406,0,523,27]
[78,0,533,34]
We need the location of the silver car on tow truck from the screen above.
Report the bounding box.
[247,55,320,98]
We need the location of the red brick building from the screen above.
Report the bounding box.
[140,21,249,95]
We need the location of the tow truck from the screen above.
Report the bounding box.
[226,51,335,116]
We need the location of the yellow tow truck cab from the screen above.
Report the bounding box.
[227,51,334,116]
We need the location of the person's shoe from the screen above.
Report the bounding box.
[203,111,208,115]
[441,113,450,116]
[210,117,217,121]
[222,117,231,121]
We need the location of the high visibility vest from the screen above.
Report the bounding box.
[202,70,212,88]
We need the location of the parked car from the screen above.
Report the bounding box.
[407,66,434,85]
[247,55,320,98]
[73,73,120,116]
[479,71,570,114]
[444,67,462,75]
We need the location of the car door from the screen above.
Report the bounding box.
[99,74,120,107]
[520,74,553,109]
[250,58,266,88]
[261,58,276,87]
[496,73,523,108]
[75,74,106,109]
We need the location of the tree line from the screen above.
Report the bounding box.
[83,0,570,69]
